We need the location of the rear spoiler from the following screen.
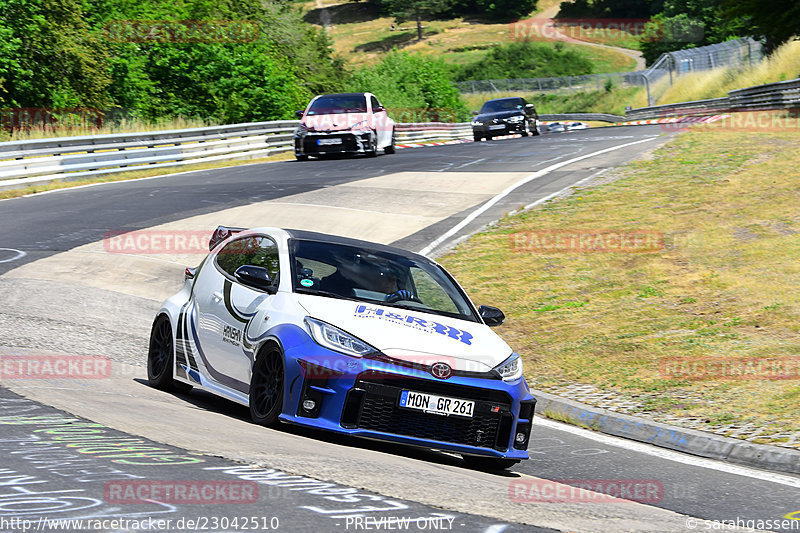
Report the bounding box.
[209,225,246,251]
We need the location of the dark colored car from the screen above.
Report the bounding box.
[471,97,539,141]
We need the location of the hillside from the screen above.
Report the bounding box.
[302,0,637,73]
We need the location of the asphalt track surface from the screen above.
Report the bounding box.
[1,126,799,531]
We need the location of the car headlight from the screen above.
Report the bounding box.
[471,121,482,126]
[493,352,523,381]
[506,115,524,123]
[305,317,377,358]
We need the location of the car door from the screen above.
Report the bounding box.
[370,94,391,148]
[195,234,281,392]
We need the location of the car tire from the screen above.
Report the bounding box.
[532,123,541,136]
[295,154,309,161]
[249,342,284,426]
[485,134,493,141]
[473,134,482,142]
[384,129,396,154]
[147,315,192,393]
[462,455,520,471]
[521,120,530,137]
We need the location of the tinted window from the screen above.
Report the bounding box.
[216,236,280,287]
[480,99,524,113]
[370,95,381,111]
[307,95,367,115]
[290,239,478,321]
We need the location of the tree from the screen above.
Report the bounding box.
[348,51,468,122]
[723,0,800,54]
[381,0,450,41]
[0,0,111,109]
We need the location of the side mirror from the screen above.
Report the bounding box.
[374,105,385,112]
[234,265,276,294]
[294,110,304,119]
[471,110,479,116]
[478,305,505,327]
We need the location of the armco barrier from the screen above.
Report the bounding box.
[625,78,800,120]
[0,121,479,191]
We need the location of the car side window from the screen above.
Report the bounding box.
[370,95,381,111]
[215,236,280,286]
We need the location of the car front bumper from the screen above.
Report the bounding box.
[294,131,374,156]
[276,326,535,460]
[472,121,529,136]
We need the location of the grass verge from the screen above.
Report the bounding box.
[439,118,800,445]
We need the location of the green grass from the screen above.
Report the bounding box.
[439,123,800,442]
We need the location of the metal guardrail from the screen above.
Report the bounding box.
[625,78,800,120]
[539,113,624,122]
[0,121,480,191]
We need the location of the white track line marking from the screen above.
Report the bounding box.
[0,248,26,263]
[535,418,800,488]
[417,136,660,255]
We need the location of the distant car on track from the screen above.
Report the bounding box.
[544,122,566,133]
[149,227,536,469]
[567,121,589,130]
[471,97,539,142]
[293,92,396,160]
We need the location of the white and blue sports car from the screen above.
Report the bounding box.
[148,227,536,469]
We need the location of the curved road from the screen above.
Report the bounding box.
[1,126,798,532]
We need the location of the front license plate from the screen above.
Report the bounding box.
[399,390,474,418]
[488,125,506,130]
[317,138,342,145]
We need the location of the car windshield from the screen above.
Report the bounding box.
[480,99,523,113]
[307,95,367,115]
[290,239,479,322]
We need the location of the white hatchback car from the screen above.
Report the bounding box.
[293,92,396,160]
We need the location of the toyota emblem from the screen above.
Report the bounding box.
[430,362,452,379]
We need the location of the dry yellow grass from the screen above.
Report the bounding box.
[1,116,213,143]
[439,120,800,441]
[656,40,800,105]
[308,2,636,72]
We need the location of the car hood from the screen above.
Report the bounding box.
[302,112,370,133]
[475,110,524,122]
[297,294,512,373]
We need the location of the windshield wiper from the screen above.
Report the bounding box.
[295,287,360,302]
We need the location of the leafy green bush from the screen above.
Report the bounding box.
[455,41,595,81]
[347,51,469,122]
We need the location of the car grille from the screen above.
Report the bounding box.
[342,371,513,451]
[302,134,359,154]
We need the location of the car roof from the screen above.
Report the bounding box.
[314,92,369,98]
[485,97,524,103]
[283,228,430,262]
